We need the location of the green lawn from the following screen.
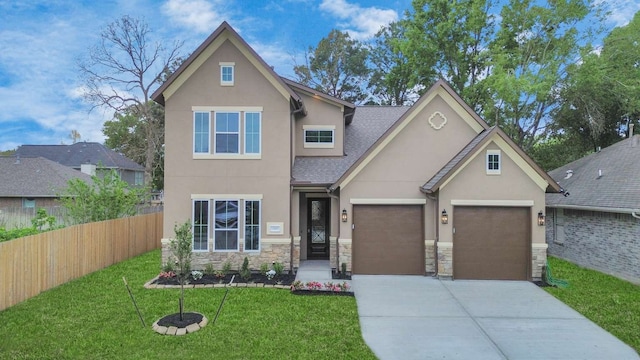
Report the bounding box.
[0,250,376,360]
[545,256,640,353]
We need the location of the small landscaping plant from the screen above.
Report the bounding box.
[169,220,193,321]
[222,261,232,275]
[260,263,270,275]
[306,281,323,291]
[191,270,203,281]
[204,263,215,276]
[291,280,304,291]
[273,262,284,276]
[239,257,251,282]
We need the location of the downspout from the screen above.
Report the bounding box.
[633,212,640,220]
[326,187,341,271]
[289,100,304,273]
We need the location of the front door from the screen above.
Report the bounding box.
[307,198,330,259]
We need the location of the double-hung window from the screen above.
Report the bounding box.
[214,200,239,251]
[193,200,209,251]
[194,112,210,154]
[193,107,262,158]
[215,112,240,154]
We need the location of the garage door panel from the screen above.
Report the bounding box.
[353,205,423,275]
[454,207,530,280]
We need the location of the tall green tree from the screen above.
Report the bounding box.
[368,22,415,105]
[484,0,595,150]
[403,0,495,111]
[103,102,165,190]
[294,30,370,103]
[553,10,640,153]
[78,16,182,187]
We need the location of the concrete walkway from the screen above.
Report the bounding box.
[352,276,639,360]
[295,260,352,288]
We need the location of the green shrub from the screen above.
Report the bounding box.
[0,227,41,242]
[204,263,215,276]
[260,263,270,275]
[222,260,232,275]
[239,257,251,281]
[273,262,284,276]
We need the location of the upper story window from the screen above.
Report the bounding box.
[244,112,261,154]
[220,62,235,86]
[192,106,262,159]
[215,112,240,154]
[194,112,210,154]
[486,150,501,175]
[303,125,335,149]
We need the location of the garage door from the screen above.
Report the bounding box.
[352,205,424,275]
[453,207,530,280]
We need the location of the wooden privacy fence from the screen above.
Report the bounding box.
[0,212,163,311]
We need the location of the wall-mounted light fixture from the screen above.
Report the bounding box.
[537,211,545,226]
[341,208,348,222]
[441,209,448,224]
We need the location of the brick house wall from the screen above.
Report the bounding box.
[546,207,640,284]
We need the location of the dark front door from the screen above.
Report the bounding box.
[307,198,330,259]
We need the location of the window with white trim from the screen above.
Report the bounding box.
[193,200,209,251]
[215,112,240,154]
[214,200,239,251]
[303,125,335,148]
[193,108,262,157]
[194,112,210,154]
[220,62,234,86]
[244,112,261,154]
[486,150,501,175]
[134,171,144,186]
[244,200,260,251]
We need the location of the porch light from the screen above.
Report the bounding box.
[441,209,448,224]
[341,208,348,222]
[538,211,545,226]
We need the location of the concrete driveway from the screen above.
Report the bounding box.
[352,276,639,360]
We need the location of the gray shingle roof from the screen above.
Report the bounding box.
[292,106,410,184]
[546,135,640,210]
[16,142,144,171]
[422,127,495,192]
[0,156,94,197]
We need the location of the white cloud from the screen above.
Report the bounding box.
[319,0,398,40]
[161,0,230,34]
[598,0,640,27]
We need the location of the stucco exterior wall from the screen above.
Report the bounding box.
[294,92,345,157]
[161,38,292,267]
[547,208,640,284]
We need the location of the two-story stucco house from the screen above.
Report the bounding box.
[152,22,560,281]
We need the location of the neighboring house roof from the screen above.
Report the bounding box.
[0,156,94,198]
[547,135,640,211]
[422,126,561,193]
[292,106,409,185]
[152,21,304,114]
[16,142,144,171]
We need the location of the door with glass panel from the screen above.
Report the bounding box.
[307,198,330,259]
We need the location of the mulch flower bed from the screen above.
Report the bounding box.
[152,272,297,286]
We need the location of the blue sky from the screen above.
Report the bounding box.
[0,0,638,151]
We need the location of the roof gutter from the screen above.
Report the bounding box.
[547,204,640,215]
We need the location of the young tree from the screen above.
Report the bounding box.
[170,221,193,321]
[368,22,416,105]
[78,16,182,186]
[59,169,147,224]
[294,29,370,104]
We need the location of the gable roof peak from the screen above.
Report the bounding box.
[151,21,302,108]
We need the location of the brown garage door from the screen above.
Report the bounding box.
[453,207,530,280]
[352,205,423,275]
